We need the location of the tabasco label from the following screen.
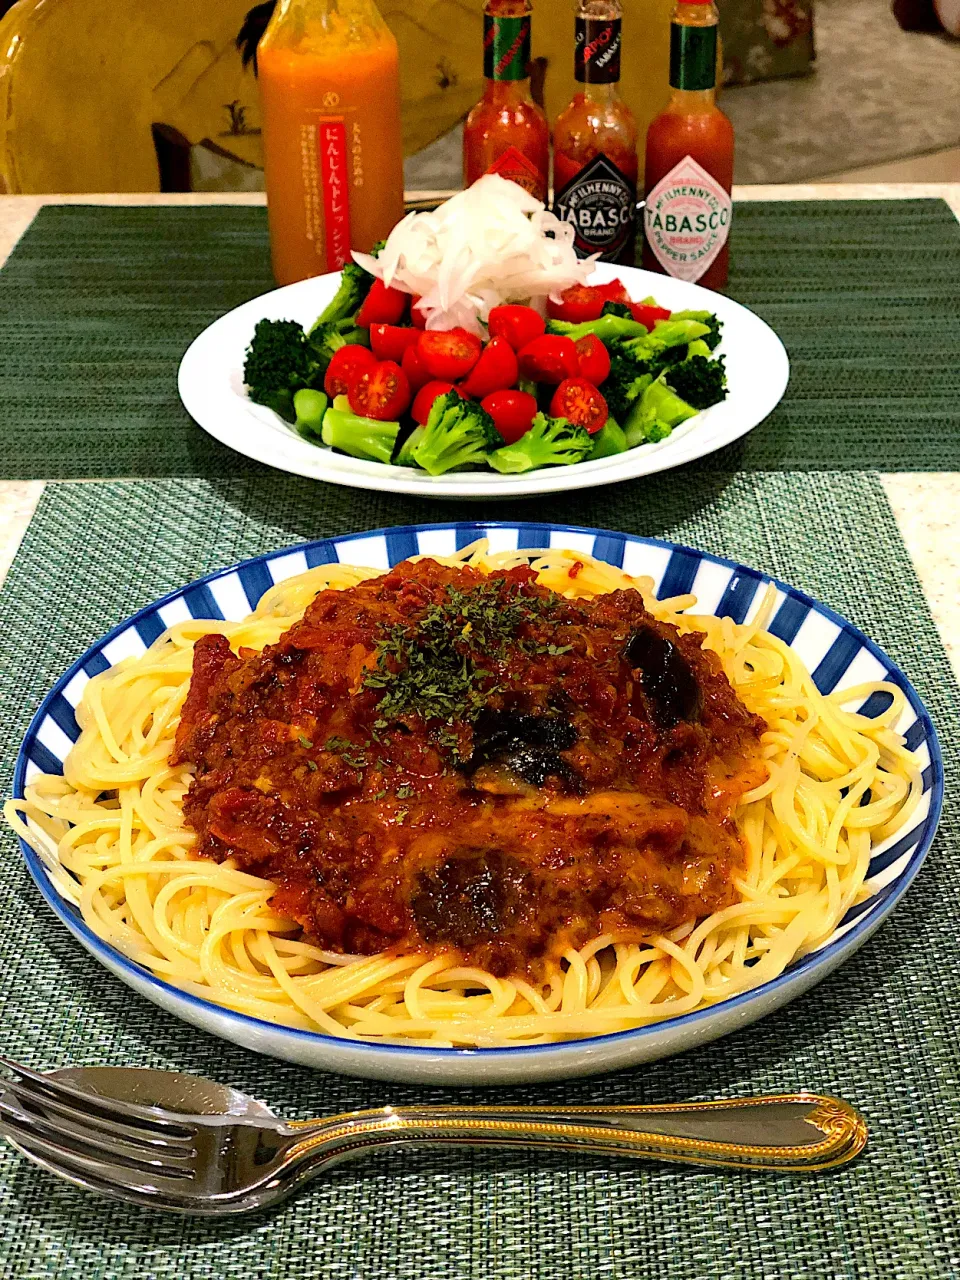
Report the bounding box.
[643,156,730,283]
[487,145,545,198]
[554,154,636,263]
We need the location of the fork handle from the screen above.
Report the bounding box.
[287,1093,866,1174]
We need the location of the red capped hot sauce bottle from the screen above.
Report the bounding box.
[553,0,638,264]
[463,0,550,201]
[642,0,734,288]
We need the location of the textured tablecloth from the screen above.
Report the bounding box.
[0,470,957,1278]
[0,199,958,478]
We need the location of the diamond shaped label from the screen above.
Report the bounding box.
[643,156,731,283]
[487,146,545,198]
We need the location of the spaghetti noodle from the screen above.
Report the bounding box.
[5,545,922,1047]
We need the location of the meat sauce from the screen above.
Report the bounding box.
[173,560,766,978]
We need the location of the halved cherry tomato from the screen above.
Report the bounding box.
[458,336,519,399]
[401,342,431,393]
[629,302,672,329]
[487,304,545,351]
[546,279,632,323]
[347,360,411,420]
[575,334,611,386]
[324,344,377,398]
[517,334,580,385]
[546,284,607,324]
[410,296,429,330]
[412,380,457,424]
[369,324,421,363]
[550,377,608,434]
[481,389,538,444]
[355,279,409,328]
[598,278,631,305]
[417,328,483,381]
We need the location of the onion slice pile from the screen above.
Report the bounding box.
[352,174,597,335]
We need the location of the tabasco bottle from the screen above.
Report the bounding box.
[553,0,638,264]
[642,0,734,288]
[463,0,549,201]
[257,0,406,286]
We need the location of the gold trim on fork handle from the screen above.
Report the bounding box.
[287,1093,867,1174]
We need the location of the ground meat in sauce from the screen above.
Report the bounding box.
[172,559,767,978]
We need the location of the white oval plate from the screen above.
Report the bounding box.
[178,265,789,498]
[12,523,941,1085]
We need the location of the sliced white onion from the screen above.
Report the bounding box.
[352,174,598,336]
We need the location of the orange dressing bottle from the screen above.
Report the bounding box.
[552,0,638,264]
[463,0,549,201]
[257,0,405,286]
[642,0,734,288]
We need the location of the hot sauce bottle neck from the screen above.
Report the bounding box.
[669,0,719,103]
[574,0,623,94]
[482,0,535,87]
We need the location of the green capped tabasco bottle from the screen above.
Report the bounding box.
[642,0,734,288]
[463,0,550,201]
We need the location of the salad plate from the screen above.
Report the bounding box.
[179,263,789,498]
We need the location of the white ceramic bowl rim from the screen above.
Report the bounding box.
[12,521,943,1062]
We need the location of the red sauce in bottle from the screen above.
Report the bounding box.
[642,0,734,289]
[463,0,549,201]
[552,0,638,265]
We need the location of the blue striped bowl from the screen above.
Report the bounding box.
[12,523,943,1085]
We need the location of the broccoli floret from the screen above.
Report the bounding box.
[320,407,400,464]
[545,313,648,343]
[623,374,699,447]
[686,338,712,360]
[293,388,328,442]
[395,425,426,468]
[665,354,728,410]
[307,319,371,371]
[587,416,628,461]
[312,260,377,327]
[243,318,323,422]
[489,412,592,474]
[603,341,650,420]
[412,391,500,476]
[601,301,633,319]
[621,318,711,361]
[669,309,723,350]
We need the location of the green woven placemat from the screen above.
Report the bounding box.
[0,199,958,479]
[0,472,957,1278]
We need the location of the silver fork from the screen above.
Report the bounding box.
[0,1058,867,1215]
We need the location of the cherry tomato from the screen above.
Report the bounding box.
[575,334,611,386]
[369,324,421,363]
[410,296,429,330]
[517,334,580,385]
[401,341,431,393]
[486,304,546,351]
[481,389,538,444]
[629,302,672,329]
[549,377,608,434]
[412,380,457,425]
[458,336,519,399]
[417,328,483,381]
[324,344,377,398]
[546,284,608,324]
[598,278,631,305]
[347,360,411,421]
[355,279,409,328]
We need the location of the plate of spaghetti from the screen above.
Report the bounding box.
[6,523,941,1085]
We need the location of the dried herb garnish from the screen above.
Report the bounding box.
[324,736,369,769]
[360,579,565,752]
